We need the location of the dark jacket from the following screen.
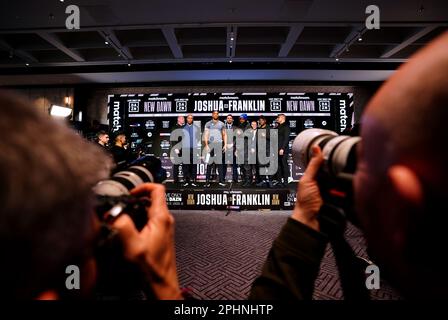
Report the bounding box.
[255,125,271,164]
[235,121,251,155]
[97,142,110,151]
[110,145,131,171]
[277,122,290,152]
[249,218,328,300]
[257,124,270,149]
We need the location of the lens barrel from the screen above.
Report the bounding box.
[292,128,360,177]
[93,156,166,197]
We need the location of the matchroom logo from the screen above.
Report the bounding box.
[339,100,348,132]
[111,101,122,132]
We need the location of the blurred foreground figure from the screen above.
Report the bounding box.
[251,32,448,300]
[0,92,181,300]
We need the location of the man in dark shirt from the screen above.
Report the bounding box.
[224,114,239,183]
[235,114,252,187]
[250,33,448,300]
[170,116,185,184]
[110,132,130,171]
[274,114,291,188]
[96,130,110,150]
[248,120,261,185]
[256,116,272,188]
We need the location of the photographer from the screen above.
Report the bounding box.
[0,92,182,300]
[250,33,448,299]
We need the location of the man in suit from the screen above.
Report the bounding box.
[274,114,290,187]
[224,114,239,183]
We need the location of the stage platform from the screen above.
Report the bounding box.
[165,182,297,210]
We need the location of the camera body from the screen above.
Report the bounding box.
[95,195,150,231]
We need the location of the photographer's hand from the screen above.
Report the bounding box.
[292,146,324,231]
[112,183,182,300]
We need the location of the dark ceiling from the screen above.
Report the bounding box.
[0,0,447,84]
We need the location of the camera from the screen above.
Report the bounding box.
[93,155,167,230]
[292,128,360,178]
[292,128,361,224]
[293,129,375,300]
[92,156,166,299]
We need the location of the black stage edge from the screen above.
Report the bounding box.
[165,182,297,210]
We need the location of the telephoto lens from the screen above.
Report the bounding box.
[93,155,167,230]
[292,128,361,178]
[291,128,362,226]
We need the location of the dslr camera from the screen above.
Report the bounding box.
[292,128,361,224]
[293,129,376,300]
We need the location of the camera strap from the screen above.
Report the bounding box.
[319,204,371,301]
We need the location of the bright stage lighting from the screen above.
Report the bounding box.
[50,104,72,117]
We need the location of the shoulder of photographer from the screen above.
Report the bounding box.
[250,146,328,300]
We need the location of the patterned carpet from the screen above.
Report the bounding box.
[172,210,402,300]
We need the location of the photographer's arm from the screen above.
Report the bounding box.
[249,146,328,300]
[112,183,183,300]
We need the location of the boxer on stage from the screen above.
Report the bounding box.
[203,110,227,187]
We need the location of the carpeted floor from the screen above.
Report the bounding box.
[173,210,402,300]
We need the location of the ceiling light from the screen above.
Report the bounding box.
[229,60,233,63]
[105,41,109,45]
[358,37,363,41]
[50,105,72,117]
[230,37,234,41]
[335,58,339,62]
[60,0,64,2]
[127,63,131,67]
[25,63,30,66]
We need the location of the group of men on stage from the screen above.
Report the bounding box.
[94,110,291,188]
[171,110,291,188]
